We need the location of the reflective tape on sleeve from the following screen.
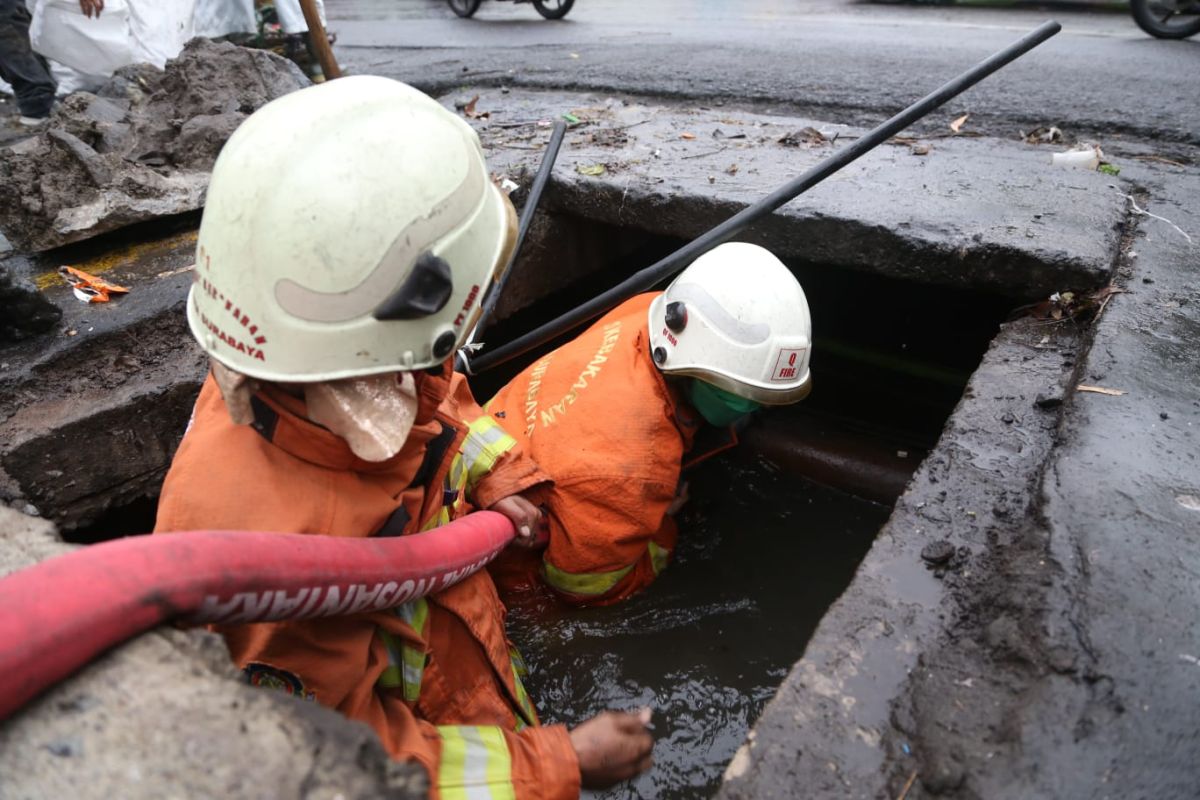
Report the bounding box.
[542,559,634,598]
[648,540,671,576]
[376,599,429,701]
[437,725,516,800]
[461,416,517,488]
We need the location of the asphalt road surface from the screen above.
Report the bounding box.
[328,0,1200,147]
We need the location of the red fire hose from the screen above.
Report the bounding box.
[0,512,515,721]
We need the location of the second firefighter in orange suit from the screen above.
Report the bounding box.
[487,242,814,606]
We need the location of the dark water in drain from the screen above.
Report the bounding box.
[506,454,890,799]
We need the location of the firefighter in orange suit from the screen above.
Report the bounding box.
[154,75,652,799]
[486,243,813,606]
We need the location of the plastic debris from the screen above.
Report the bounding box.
[58,266,129,304]
[1099,163,1121,176]
[1076,385,1126,397]
[1052,144,1103,170]
[562,112,580,125]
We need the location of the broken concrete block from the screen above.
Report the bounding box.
[0,39,310,253]
[0,504,428,799]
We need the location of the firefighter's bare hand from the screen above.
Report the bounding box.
[569,708,654,789]
[666,480,690,516]
[489,494,544,549]
[79,0,103,17]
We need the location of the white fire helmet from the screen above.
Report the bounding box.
[188,75,517,382]
[647,242,812,405]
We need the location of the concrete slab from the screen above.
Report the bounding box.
[455,88,1125,300]
[0,504,427,799]
[0,40,307,253]
[0,228,203,529]
[718,314,1086,799]
[719,163,1200,798]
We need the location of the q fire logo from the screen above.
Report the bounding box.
[771,348,805,382]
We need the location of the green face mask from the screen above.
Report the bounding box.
[687,380,761,427]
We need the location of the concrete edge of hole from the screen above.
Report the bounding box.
[451,86,1125,301]
[717,315,1083,799]
[0,503,429,800]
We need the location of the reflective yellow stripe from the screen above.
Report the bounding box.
[507,647,537,730]
[448,452,467,493]
[437,726,516,800]
[376,599,429,700]
[421,505,452,532]
[461,416,517,488]
[543,559,634,597]
[648,540,671,576]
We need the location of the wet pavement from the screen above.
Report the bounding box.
[328,0,1200,146]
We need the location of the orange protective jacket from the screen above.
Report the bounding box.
[155,365,580,800]
[486,294,732,606]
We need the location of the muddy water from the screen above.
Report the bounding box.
[505,453,890,799]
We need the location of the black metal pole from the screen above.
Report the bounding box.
[470,20,1061,374]
[459,120,568,373]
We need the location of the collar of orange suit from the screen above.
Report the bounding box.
[248,362,454,473]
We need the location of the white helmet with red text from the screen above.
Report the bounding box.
[188,75,517,382]
[647,242,812,405]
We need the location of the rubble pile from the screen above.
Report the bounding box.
[0,39,309,253]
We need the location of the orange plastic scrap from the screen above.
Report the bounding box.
[58,266,130,304]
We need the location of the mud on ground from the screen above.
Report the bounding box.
[0,39,308,253]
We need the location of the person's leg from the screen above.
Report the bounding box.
[0,0,56,119]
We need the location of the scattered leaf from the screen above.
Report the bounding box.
[1021,126,1062,145]
[576,163,606,176]
[1076,385,1126,396]
[712,128,746,140]
[1099,163,1121,176]
[950,113,970,133]
[461,95,480,116]
[777,127,827,147]
[725,163,739,176]
[680,132,696,140]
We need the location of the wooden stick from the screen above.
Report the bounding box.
[298,0,342,80]
[896,770,919,800]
